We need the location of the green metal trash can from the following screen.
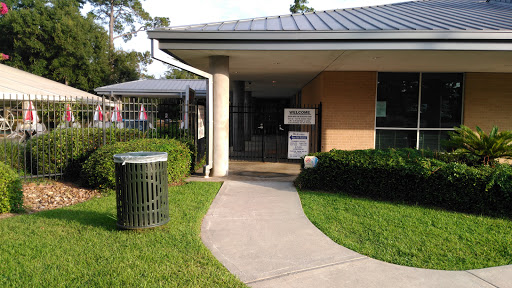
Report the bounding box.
[113,152,169,229]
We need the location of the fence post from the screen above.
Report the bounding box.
[317,102,322,153]
[102,95,106,146]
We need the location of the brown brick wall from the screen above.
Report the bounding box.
[464,73,512,132]
[301,73,323,105]
[301,72,512,152]
[301,71,377,151]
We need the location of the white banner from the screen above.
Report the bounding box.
[198,105,205,139]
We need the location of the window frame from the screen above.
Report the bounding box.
[374,72,465,150]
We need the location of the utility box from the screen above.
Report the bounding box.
[113,152,169,229]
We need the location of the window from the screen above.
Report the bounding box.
[375,72,463,151]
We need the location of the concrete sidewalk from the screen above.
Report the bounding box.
[201,180,512,288]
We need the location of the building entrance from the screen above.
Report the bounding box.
[229,103,321,162]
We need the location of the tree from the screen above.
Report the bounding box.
[88,0,169,51]
[0,0,114,91]
[110,50,151,83]
[0,1,8,61]
[447,125,512,166]
[289,0,314,13]
[164,68,201,80]
[0,0,142,91]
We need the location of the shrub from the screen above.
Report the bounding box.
[0,141,24,173]
[0,161,23,214]
[81,138,191,190]
[446,125,512,166]
[25,128,143,178]
[295,149,512,218]
[178,137,201,173]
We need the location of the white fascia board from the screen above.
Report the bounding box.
[157,40,512,51]
[95,90,185,96]
[148,30,512,41]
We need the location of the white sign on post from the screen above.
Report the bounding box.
[197,105,205,139]
[284,109,315,125]
[288,131,309,159]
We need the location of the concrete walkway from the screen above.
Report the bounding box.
[201,179,512,288]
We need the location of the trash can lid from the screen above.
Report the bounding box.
[113,152,168,165]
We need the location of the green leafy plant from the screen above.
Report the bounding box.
[0,141,24,173]
[447,125,512,166]
[295,148,512,218]
[81,138,191,190]
[26,128,143,178]
[0,161,23,214]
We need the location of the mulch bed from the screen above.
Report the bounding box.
[0,181,101,219]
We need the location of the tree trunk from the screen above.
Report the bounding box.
[109,0,115,51]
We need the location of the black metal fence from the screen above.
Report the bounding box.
[0,94,205,178]
[229,103,321,162]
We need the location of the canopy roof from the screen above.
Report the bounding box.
[165,0,512,32]
[95,79,207,98]
[0,63,104,103]
[148,0,512,98]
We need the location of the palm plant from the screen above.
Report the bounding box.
[447,125,512,166]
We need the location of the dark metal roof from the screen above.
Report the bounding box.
[164,0,512,32]
[95,79,206,97]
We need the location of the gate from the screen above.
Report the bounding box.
[229,103,321,162]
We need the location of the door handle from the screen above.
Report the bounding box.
[258,123,264,129]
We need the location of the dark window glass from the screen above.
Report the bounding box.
[376,73,419,128]
[420,73,463,128]
[419,131,451,151]
[375,130,417,149]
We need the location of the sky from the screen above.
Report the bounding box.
[104,0,409,77]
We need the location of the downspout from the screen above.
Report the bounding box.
[151,39,214,177]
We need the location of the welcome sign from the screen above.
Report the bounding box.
[284,108,315,125]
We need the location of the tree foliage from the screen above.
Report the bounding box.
[88,0,169,50]
[0,1,9,61]
[0,0,112,91]
[0,0,144,91]
[447,125,512,166]
[289,0,314,13]
[164,68,201,80]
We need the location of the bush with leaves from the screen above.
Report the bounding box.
[26,128,143,178]
[0,161,23,214]
[446,125,512,166]
[0,141,24,173]
[81,138,191,190]
[295,148,512,218]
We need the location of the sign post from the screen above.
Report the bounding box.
[288,131,309,159]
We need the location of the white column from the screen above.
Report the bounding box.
[210,56,230,177]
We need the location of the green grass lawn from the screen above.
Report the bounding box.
[0,182,246,288]
[299,190,512,270]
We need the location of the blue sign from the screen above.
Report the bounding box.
[290,135,308,140]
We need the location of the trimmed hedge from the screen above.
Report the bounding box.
[0,161,23,214]
[26,128,143,178]
[0,141,24,173]
[81,138,191,190]
[295,149,512,218]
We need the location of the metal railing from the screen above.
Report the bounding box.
[229,103,321,162]
[0,94,204,178]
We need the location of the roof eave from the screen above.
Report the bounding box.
[148,30,512,51]
[148,30,512,41]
